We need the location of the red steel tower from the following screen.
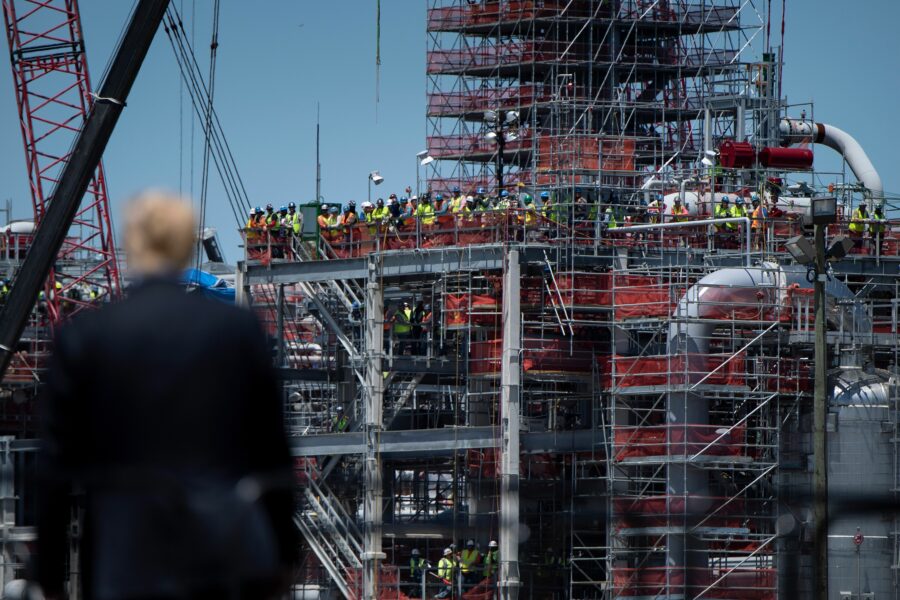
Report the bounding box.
[3,0,121,323]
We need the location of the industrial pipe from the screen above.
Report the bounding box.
[617,217,752,266]
[779,119,883,202]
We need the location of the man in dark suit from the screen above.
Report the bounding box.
[34,191,297,599]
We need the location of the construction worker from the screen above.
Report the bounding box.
[850,201,868,249]
[332,406,349,433]
[459,539,481,586]
[449,186,464,213]
[433,194,448,215]
[263,203,278,229]
[483,540,498,579]
[435,548,455,599]
[671,197,689,222]
[372,198,389,223]
[732,196,748,219]
[416,196,436,228]
[342,201,359,227]
[648,194,663,224]
[393,301,414,355]
[604,203,618,229]
[288,202,303,236]
[245,207,259,230]
[871,204,886,254]
[0,278,9,306]
[316,204,330,231]
[540,191,556,222]
[409,548,430,594]
[714,196,733,232]
[750,195,767,250]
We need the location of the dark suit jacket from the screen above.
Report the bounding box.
[35,278,297,599]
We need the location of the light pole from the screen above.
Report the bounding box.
[785,196,849,600]
[368,171,384,204]
[485,110,519,195]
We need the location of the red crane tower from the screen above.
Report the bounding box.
[3,0,121,324]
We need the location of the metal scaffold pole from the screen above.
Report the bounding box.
[499,249,521,600]
[363,257,385,600]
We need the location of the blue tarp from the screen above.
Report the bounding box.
[181,268,235,303]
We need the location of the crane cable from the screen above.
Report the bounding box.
[162,5,250,229]
[196,0,220,271]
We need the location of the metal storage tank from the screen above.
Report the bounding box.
[828,365,899,598]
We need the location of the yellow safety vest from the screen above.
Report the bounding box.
[460,549,480,573]
[394,308,413,334]
[290,211,302,234]
[416,203,436,225]
[438,557,454,581]
[672,205,689,222]
[372,207,389,221]
[870,213,886,234]
[715,204,735,229]
[849,209,867,233]
[483,550,498,577]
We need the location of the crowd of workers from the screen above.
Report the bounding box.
[242,185,892,259]
[403,540,570,598]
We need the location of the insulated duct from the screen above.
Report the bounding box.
[779,119,883,202]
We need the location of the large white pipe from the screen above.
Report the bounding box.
[779,119,883,202]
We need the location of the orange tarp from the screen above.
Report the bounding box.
[612,423,748,461]
[598,353,747,389]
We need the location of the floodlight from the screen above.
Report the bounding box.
[416,150,430,160]
[784,234,815,265]
[810,195,837,224]
[420,155,435,166]
[484,110,498,123]
[701,156,715,167]
[504,110,519,124]
[826,235,853,261]
[701,149,717,167]
[485,131,499,143]
[369,171,384,185]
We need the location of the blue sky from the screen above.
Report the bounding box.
[0,1,897,260]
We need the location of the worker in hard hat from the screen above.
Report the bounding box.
[435,547,455,599]
[263,203,278,229]
[287,202,302,237]
[408,548,430,596]
[849,201,868,250]
[392,301,414,355]
[714,195,733,232]
[483,540,499,579]
[459,539,481,587]
[750,195,767,250]
[732,196,748,219]
[331,406,349,433]
[415,195,436,229]
[870,204,886,255]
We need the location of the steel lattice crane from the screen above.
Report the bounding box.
[2,0,121,323]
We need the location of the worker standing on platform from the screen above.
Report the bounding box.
[416,196,436,229]
[459,539,481,587]
[372,198,389,223]
[750,196,767,250]
[732,196,748,219]
[871,204,886,254]
[317,204,330,232]
[393,301,414,355]
[408,548,430,597]
[850,201,868,249]
[671,197,689,222]
[450,186,464,213]
[647,194,663,224]
[483,540,498,579]
[288,203,303,238]
[263,203,278,229]
[435,548,455,599]
[714,196,732,232]
[332,406,349,433]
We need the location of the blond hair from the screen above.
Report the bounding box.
[123,190,197,275]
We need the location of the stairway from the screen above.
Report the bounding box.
[295,465,364,600]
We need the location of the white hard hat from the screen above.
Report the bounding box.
[362,201,374,209]
[489,540,498,548]
[412,548,420,556]
[321,204,328,211]
[443,548,452,556]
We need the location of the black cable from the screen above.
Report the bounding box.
[196,0,219,271]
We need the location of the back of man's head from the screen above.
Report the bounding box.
[124,190,196,276]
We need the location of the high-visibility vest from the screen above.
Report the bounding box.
[317,214,329,229]
[605,207,617,229]
[871,213,886,234]
[416,203,436,225]
[522,206,537,226]
[714,204,734,229]
[460,549,480,573]
[647,201,661,223]
[394,308,413,334]
[483,550,498,577]
[850,208,867,233]
[372,207,389,221]
[290,211,302,234]
[437,557,454,581]
[332,415,349,432]
[325,214,340,228]
[410,557,426,577]
[751,205,767,230]
[732,204,748,218]
[265,212,279,229]
[672,205,689,222]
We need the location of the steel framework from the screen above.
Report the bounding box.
[2,0,121,323]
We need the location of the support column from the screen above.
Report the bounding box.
[234,264,250,307]
[0,437,13,590]
[499,250,521,600]
[275,284,285,367]
[363,259,385,600]
[813,222,828,599]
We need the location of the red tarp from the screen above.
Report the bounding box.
[443,293,500,328]
[470,338,595,375]
[612,423,748,461]
[598,353,747,389]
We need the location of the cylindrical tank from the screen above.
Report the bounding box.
[758,147,814,169]
[718,140,756,168]
[827,366,898,598]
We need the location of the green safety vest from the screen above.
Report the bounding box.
[715,204,735,229]
[372,207,389,221]
[605,207,617,229]
[870,213,885,234]
[415,203,435,225]
[333,415,349,432]
[483,550,498,577]
[460,549,480,573]
[290,211,302,234]
[850,209,867,233]
[438,557,454,581]
[394,308,413,334]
